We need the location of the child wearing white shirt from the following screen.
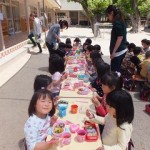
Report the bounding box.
[86,90,134,150]
[24,89,58,150]
[49,54,67,98]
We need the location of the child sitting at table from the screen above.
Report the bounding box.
[92,71,123,117]
[140,51,150,79]
[49,54,67,98]
[90,61,109,96]
[86,50,103,82]
[141,38,150,53]
[130,46,142,74]
[65,38,72,45]
[125,43,136,60]
[85,45,95,75]
[94,44,103,55]
[24,89,58,150]
[91,72,122,133]
[34,74,52,92]
[86,89,134,150]
[73,37,81,50]
[65,44,73,56]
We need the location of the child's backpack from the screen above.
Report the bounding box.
[140,83,150,101]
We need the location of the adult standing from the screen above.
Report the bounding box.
[106,5,127,73]
[28,13,43,53]
[46,20,68,56]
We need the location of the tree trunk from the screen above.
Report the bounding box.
[130,0,141,32]
[82,5,96,33]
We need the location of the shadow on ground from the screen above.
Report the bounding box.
[38,66,49,72]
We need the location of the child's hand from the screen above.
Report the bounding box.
[48,137,59,147]
[91,96,101,107]
[61,73,68,81]
[54,96,59,106]
[86,109,94,119]
[50,115,58,126]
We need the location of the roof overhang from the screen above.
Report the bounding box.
[46,0,61,9]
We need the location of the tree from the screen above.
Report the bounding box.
[68,0,112,32]
[116,0,150,32]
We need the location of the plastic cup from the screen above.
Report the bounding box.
[58,105,67,117]
[77,129,86,142]
[61,132,71,146]
[71,104,78,114]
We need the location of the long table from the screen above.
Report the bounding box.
[48,55,102,149]
[47,98,102,150]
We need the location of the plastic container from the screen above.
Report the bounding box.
[84,121,98,142]
[61,132,71,146]
[71,104,78,114]
[78,74,85,80]
[70,124,80,133]
[52,122,65,137]
[58,103,68,117]
[77,129,86,142]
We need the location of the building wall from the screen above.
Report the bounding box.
[0,0,60,51]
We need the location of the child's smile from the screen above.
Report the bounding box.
[35,96,52,118]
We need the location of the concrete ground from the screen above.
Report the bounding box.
[0,27,150,150]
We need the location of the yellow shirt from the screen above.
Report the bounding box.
[140,59,150,78]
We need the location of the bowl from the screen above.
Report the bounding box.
[52,122,65,137]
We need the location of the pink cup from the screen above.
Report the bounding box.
[61,132,71,146]
[77,129,86,142]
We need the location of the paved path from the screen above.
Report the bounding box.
[0,27,150,150]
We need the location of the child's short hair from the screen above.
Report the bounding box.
[106,89,134,127]
[74,37,81,43]
[96,62,110,80]
[28,89,55,117]
[85,38,92,45]
[94,44,101,52]
[133,46,141,55]
[145,51,150,59]
[49,54,65,74]
[66,44,72,49]
[87,45,94,52]
[90,50,101,60]
[141,39,150,45]
[101,71,123,89]
[65,38,71,45]
[127,43,136,51]
[58,42,66,49]
[34,75,52,92]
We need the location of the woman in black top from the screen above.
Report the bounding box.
[106,5,127,73]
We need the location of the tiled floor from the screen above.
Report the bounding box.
[4,32,28,49]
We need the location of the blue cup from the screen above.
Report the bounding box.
[58,104,67,117]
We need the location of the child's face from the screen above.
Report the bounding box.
[106,104,116,117]
[102,84,115,94]
[35,95,53,118]
[142,42,148,49]
[86,50,90,55]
